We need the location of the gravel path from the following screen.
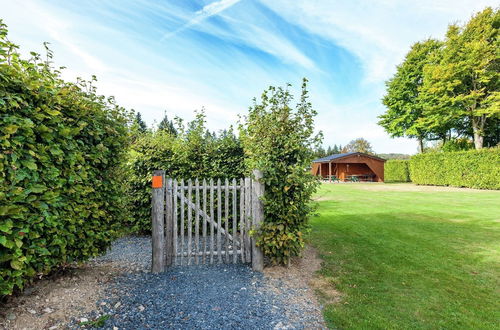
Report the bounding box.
[73,236,325,329]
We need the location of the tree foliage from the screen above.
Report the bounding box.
[0,21,130,295]
[239,79,322,265]
[126,111,244,232]
[421,7,499,149]
[379,39,443,151]
[343,138,374,154]
[313,144,341,158]
[133,112,147,133]
[158,112,177,136]
[380,7,500,150]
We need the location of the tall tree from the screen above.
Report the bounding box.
[421,7,500,149]
[332,144,340,154]
[344,138,374,154]
[379,39,443,152]
[315,145,326,158]
[134,112,147,133]
[158,112,177,136]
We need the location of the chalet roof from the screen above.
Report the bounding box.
[312,152,385,163]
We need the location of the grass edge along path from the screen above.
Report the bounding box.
[310,183,500,329]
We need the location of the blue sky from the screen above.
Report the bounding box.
[1,0,497,154]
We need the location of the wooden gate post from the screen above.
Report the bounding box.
[251,169,264,272]
[152,170,166,273]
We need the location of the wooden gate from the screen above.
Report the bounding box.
[151,170,264,273]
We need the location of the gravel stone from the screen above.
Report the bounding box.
[43,307,54,314]
[71,236,325,329]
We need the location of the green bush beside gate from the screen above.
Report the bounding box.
[240,80,322,265]
[384,160,410,182]
[0,21,130,296]
[409,148,500,190]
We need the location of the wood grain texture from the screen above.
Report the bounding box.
[224,178,230,263]
[217,178,222,264]
[239,178,245,263]
[187,179,192,265]
[165,178,173,266]
[202,178,207,264]
[244,177,252,262]
[151,170,166,273]
[195,178,200,265]
[180,179,185,266]
[210,178,215,264]
[251,169,264,272]
[232,178,237,264]
[173,179,178,265]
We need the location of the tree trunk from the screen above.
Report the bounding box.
[418,137,424,153]
[473,131,484,149]
[472,117,484,149]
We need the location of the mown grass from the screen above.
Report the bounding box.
[310,183,500,329]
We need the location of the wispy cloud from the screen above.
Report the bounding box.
[161,0,242,40]
[259,0,498,83]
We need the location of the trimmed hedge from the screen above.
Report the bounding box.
[409,148,500,189]
[0,22,130,295]
[384,160,410,182]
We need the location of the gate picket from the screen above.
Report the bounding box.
[166,178,173,266]
[217,179,222,264]
[195,178,200,265]
[173,179,178,265]
[210,178,215,264]
[202,179,207,264]
[224,178,230,263]
[187,180,192,265]
[244,178,252,262]
[232,178,237,264]
[239,178,245,263]
[180,179,185,266]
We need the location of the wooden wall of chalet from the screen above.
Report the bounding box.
[334,155,384,182]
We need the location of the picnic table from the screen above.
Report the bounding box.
[327,175,340,182]
[346,174,375,182]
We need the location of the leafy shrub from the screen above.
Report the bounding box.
[127,112,244,233]
[384,160,410,182]
[441,138,474,152]
[0,21,130,295]
[409,148,500,189]
[239,79,322,265]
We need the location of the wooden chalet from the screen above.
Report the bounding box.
[311,152,385,182]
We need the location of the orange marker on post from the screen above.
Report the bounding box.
[151,170,166,272]
[152,175,163,188]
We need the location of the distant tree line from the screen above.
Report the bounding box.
[313,144,343,158]
[379,7,499,151]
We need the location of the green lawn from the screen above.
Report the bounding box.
[310,183,500,329]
